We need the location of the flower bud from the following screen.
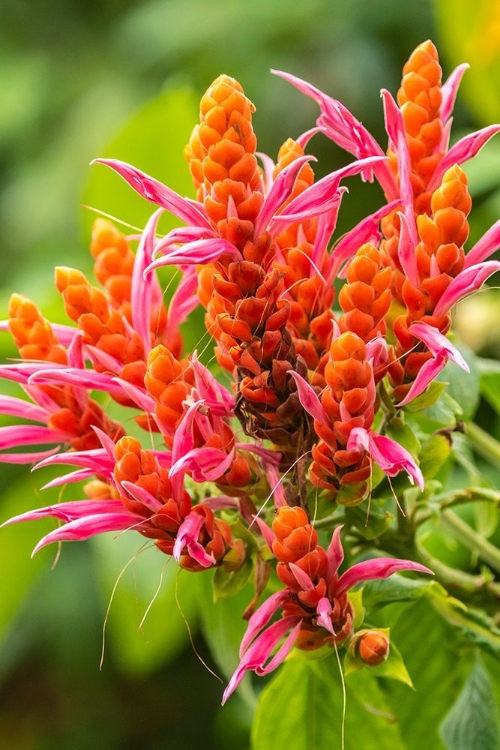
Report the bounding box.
[355,629,390,666]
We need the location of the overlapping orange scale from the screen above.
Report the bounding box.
[8,293,68,365]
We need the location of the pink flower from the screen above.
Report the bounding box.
[222,524,432,703]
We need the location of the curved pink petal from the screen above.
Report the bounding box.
[441,63,469,123]
[239,589,292,656]
[222,615,301,705]
[396,353,447,407]
[120,481,163,513]
[464,219,500,268]
[92,158,211,229]
[288,371,329,426]
[132,208,163,349]
[0,447,60,464]
[330,200,400,280]
[336,557,433,596]
[0,425,69,450]
[0,395,49,423]
[397,212,419,286]
[316,597,335,635]
[289,562,315,591]
[347,427,424,489]
[254,154,315,237]
[428,125,500,191]
[2,499,126,527]
[407,322,470,371]
[146,237,240,271]
[327,525,344,579]
[173,511,215,568]
[32,512,142,554]
[433,261,500,316]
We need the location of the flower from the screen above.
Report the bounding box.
[222,508,432,703]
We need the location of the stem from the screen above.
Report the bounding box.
[415,538,500,598]
[414,487,500,525]
[466,422,500,466]
[441,509,500,575]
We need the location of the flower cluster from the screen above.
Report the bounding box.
[1,40,498,701]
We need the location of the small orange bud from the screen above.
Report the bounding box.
[356,629,390,666]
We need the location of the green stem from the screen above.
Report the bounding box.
[441,509,500,575]
[466,422,500,466]
[415,538,500,598]
[414,486,500,525]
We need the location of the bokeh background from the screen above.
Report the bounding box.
[1,1,500,747]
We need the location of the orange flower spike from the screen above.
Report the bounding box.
[397,40,443,192]
[145,345,194,439]
[55,267,110,325]
[90,219,135,315]
[338,244,392,341]
[184,124,205,202]
[197,75,264,247]
[272,506,318,564]
[8,294,67,364]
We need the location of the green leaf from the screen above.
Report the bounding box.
[252,654,404,749]
[198,575,257,708]
[92,533,201,677]
[419,435,452,480]
[213,557,254,600]
[362,573,448,611]
[430,596,500,661]
[345,503,394,539]
[409,392,463,431]
[383,599,475,750]
[439,655,500,750]
[386,419,421,456]
[403,380,448,413]
[481,372,500,416]
[438,342,480,420]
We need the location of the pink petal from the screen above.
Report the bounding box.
[347,427,424,490]
[92,158,211,229]
[316,597,335,635]
[0,425,69,450]
[464,219,500,268]
[120,480,162,513]
[2,499,126,527]
[327,525,344,579]
[32,512,142,554]
[382,90,417,243]
[288,371,329,426]
[165,267,200,336]
[336,557,433,596]
[41,468,95,489]
[173,511,215,568]
[254,154,315,236]
[330,200,400,280]
[239,589,292,656]
[268,156,387,233]
[408,322,470,371]
[289,562,315,591]
[397,212,419,286]
[222,615,301,705]
[428,125,500,191]
[33,447,114,476]
[396,353,447,407]
[0,447,60,464]
[28,368,126,397]
[0,395,48,423]
[146,237,240,271]
[132,208,163,349]
[433,261,500,316]
[251,515,277,550]
[112,378,155,412]
[441,63,469,123]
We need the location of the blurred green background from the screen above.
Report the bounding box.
[1,0,500,748]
